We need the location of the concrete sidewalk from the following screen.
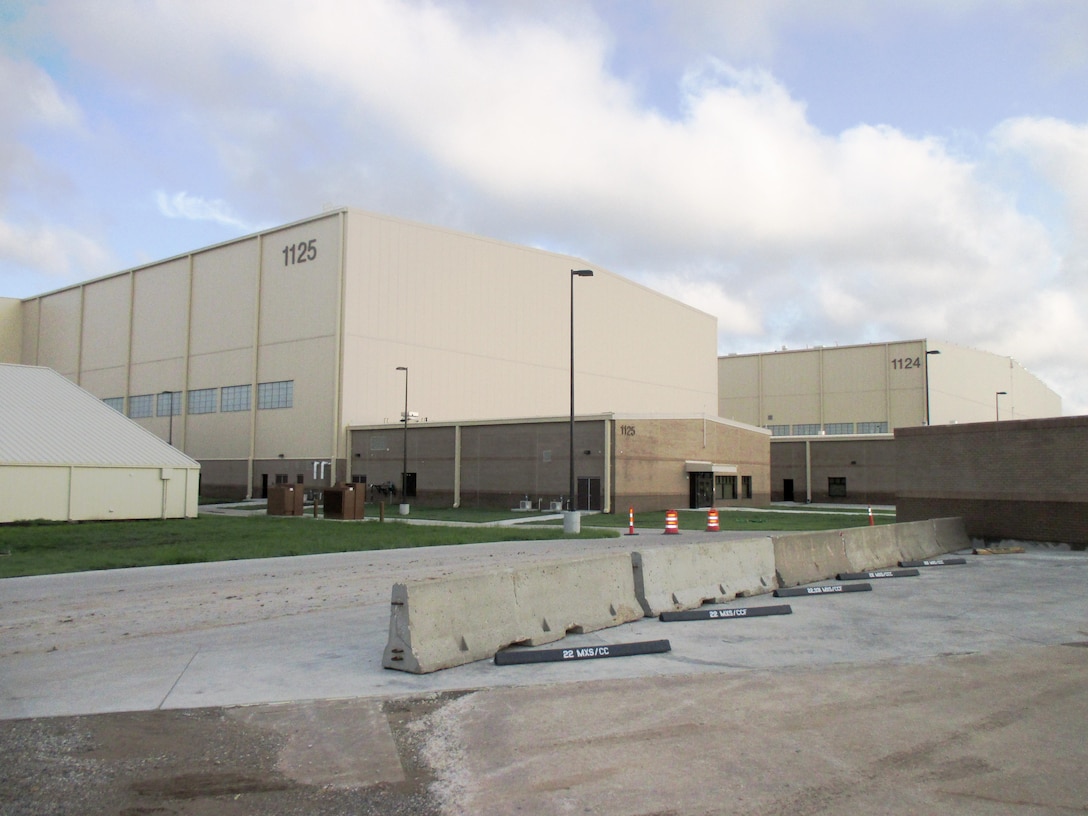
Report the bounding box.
[2,538,1087,814]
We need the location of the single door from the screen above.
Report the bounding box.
[783,478,794,502]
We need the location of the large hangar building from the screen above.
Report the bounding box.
[5,208,769,510]
[718,340,1062,504]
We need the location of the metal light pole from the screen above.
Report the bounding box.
[995,390,1007,421]
[924,349,941,425]
[396,366,408,505]
[567,269,593,534]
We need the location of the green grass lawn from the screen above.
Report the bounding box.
[0,505,895,579]
[0,515,618,579]
[580,507,896,532]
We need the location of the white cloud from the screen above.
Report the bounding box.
[9,0,1087,412]
[0,219,111,283]
[0,53,81,135]
[155,191,252,232]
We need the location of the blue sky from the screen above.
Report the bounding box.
[2,0,1087,413]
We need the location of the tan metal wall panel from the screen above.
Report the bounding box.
[190,238,258,357]
[67,467,165,520]
[129,359,186,400]
[340,211,717,426]
[928,341,1061,424]
[886,340,926,428]
[254,336,337,458]
[186,347,253,393]
[19,299,39,364]
[821,344,888,393]
[183,410,254,460]
[80,273,131,376]
[36,288,82,377]
[720,340,935,433]
[79,367,127,401]
[0,464,197,522]
[0,465,71,523]
[131,259,189,368]
[717,355,761,426]
[258,217,342,346]
[0,297,21,363]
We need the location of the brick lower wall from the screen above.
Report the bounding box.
[896,416,1088,546]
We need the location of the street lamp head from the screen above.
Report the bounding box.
[571,269,594,277]
[996,391,1007,395]
[926,349,941,356]
[396,366,407,372]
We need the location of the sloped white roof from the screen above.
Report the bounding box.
[0,364,199,469]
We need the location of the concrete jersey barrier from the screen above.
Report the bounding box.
[382,553,642,673]
[631,537,777,617]
[383,517,972,673]
[774,517,970,588]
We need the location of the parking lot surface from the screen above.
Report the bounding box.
[2,534,1086,814]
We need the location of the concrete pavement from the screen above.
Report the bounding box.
[2,533,1087,814]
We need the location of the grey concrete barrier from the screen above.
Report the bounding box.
[773,518,969,588]
[842,524,901,572]
[772,530,855,588]
[925,516,971,559]
[893,518,947,561]
[631,537,776,617]
[382,553,642,674]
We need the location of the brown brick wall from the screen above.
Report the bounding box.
[350,416,772,513]
[896,416,1088,545]
[771,437,897,504]
[613,417,770,512]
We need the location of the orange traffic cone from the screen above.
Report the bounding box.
[664,510,680,534]
[706,508,720,532]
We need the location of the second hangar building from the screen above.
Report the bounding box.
[7,208,769,511]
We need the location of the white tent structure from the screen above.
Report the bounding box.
[0,364,199,522]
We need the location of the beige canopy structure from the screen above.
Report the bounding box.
[0,364,199,522]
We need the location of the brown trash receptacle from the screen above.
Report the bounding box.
[267,485,305,516]
[323,483,366,520]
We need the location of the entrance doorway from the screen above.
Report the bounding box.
[689,472,713,508]
[783,478,794,502]
[576,477,601,511]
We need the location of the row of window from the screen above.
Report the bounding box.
[766,421,889,437]
[104,380,295,419]
[715,474,753,500]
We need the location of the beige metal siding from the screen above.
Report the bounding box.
[719,339,1058,435]
[759,349,822,429]
[0,297,21,363]
[0,465,71,522]
[822,344,891,425]
[886,340,926,428]
[189,237,259,359]
[340,210,717,427]
[36,288,82,377]
[717,354,761,426]
[19,299,39,363]
[0,364,199,521]
[928,341,1061,424]
[130,258,189,394]
[79,274,131,399]
[253,217,342,458]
